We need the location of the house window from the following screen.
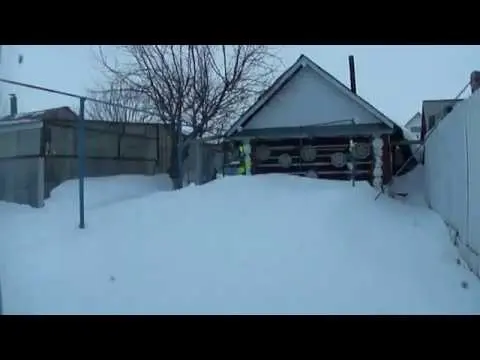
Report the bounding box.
[428,115,436,130]
[410,126,421,133]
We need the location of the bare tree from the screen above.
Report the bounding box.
[85,80,159,167]
[96,45,280,189]
[86,80,153,123]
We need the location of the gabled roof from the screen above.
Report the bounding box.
[404,112,421,128]
[225,54,397,137]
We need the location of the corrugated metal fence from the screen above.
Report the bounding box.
[0,118,174,207]
[43,119,172,198]
[0,120,44,207]
[424,90,480,276]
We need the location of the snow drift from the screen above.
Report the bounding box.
[1,172,479,315]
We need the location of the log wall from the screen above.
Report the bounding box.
[251,136,374,181]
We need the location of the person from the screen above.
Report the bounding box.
[237,144,246,175]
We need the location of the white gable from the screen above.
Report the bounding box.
[244,66,383,130]
[405,113,421,129]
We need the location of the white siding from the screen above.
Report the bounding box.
[405,114,421,134]
[244,66,382,130]
[405,114,421,140]
[424,90,480,276]
[405,113,421,126]
[410,117,421,127]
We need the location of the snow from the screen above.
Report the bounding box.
[1,172,479,315]
[47,174,173,211]
[389,165,427,207]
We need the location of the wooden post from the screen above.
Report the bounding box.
[348,138,356,187]
[372,135,384,190]
[155,123,160,172]
[381,135,393,184]
[36,156,45,207]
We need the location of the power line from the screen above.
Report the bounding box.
[0,77,164,230]
[0,77,161,119]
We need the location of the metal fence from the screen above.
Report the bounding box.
[0,77,224,228]
[0,77,170,228]
[43,118,172,198]
[0,118,44,207]
[424,89,480,277]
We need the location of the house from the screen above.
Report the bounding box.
[420,99,463,141]
[404,112,422,139]
[223,54,412,189]
[419,71,480,141]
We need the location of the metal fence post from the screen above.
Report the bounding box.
[177,120,183,187]
[77,97,86,229]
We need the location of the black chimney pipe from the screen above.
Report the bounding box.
[348,55,357,94]
[9,94,18,117]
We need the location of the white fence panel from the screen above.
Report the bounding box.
[425,100,469,242]
[425,90,480,274]
[466,91,480,255]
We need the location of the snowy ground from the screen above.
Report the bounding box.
[1,168,479,315]
[389,164,427,207]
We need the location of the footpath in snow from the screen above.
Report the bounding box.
[0,168,479,315]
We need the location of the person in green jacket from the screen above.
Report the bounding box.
[238,144,246,175]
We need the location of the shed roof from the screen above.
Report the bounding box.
[0,106,78,122]
[0,118,43,134]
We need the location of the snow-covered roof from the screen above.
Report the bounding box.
[0,118,43,133]
[0,106,77,122]
[225,54,397,137]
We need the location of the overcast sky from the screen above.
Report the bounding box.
[2,45,479,124]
